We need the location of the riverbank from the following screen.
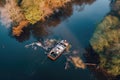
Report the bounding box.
[90,0,120,79]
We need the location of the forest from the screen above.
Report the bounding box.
[0,0,71,36]
[90,0,120,76]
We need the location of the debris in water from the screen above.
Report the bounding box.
[36,42,42,47]
[33,46,37,50]
[25,38,86,69]
[65,62,70,70]
[72,50,79,55]
[69,56,86,69]
[25,39,59,51]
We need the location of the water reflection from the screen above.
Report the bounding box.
[110,0,120,17]
[13,27,31,42]
[12,0,96,42]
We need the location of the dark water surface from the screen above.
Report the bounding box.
[0,0,110,80]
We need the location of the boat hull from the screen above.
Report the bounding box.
[47,40,69,61]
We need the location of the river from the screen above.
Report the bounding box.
[0,0,110,80]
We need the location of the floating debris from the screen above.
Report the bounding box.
[64,57,71,70]
[65,62,70,70]
[25,42,46,50]
[72,50,79,55]
[25,39,70,51]
[25,38,86,69]
[25,42,36,48]
[33,46,37,50]
[66,56,86,69]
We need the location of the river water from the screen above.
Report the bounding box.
[0,0,110,80]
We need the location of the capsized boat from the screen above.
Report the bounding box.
[47,40,69,60]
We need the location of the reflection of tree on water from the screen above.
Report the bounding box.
[88,0,120,79]
[13,26,31,42]
[12,0,96,42]
[73,0,96,12]
[32,23,49,39]
[110,0,120,17]
[73,0,95,5]
[47,6,73,27]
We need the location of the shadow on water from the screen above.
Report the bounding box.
[84,45,108,80]
[11,3,73,42]
[11,0,96,43]
[85,44,120,80]
[84,44,120,80]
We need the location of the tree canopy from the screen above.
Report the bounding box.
[90,15,120,76]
